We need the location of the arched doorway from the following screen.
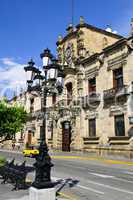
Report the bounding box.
[62,121,71,151]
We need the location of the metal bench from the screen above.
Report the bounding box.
[0,159,34,190]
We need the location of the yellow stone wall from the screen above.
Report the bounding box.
[82,27,119,53]
[8,21,133,157]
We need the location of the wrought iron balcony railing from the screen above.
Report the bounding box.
[103,85,127,100]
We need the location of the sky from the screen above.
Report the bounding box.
[0,0,133,98]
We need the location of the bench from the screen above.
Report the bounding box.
[0,159,34,190]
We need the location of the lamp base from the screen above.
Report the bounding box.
[32,181,55,189]
[29,187,55,200]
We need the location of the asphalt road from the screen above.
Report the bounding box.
[0,150,133,200]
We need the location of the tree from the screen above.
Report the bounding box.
[0,100,28,143]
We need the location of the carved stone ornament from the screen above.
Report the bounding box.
[65,43,74,65]
[98,54,104,65]
[127,39,133,50]
[99,135,109,145]
[57,46,63,63]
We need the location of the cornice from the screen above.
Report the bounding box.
[75,53,100,66]
[103,38,127,54]
[76,23,123,39]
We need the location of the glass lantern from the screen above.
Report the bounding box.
[24,59,39,83]
[46,59,59,81]
[40,48,53,67]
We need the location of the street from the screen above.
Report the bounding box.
[0,150,133,200]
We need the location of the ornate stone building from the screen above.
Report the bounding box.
[14,17,133,157]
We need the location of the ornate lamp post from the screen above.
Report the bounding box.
[24,49,64,189]
[24,59,40,91]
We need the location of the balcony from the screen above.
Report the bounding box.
[83,137,99,150]
[83,137,99,145]
[82,92,101,109]
[108,136,130,146]
[103,85,127,102]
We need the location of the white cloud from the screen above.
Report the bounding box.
[0,57,27,98]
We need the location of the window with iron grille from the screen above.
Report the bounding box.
[113,67,123,90]
[89,118,96,137]
[114,114,125,136]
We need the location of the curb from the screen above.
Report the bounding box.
[1,149,133,166]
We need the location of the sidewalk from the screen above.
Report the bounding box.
[0,183,69,200]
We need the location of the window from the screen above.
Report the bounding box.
[89,119,96,137]
[30,98,34,113]
[66,82,72,105]
[88,78,96,94]
[52,94,56,105]
[113,68,123,90]
[114,114,125,136]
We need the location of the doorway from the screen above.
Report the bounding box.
[27,130,32,146]
[62,121,71,151]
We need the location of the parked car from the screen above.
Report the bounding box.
[22,146,39,157]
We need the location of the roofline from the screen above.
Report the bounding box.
[56,30,77,46]
[76,23,123,39]
[57,23,123,46]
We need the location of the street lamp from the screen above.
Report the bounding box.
[24,48,64,189]
[24,59,40,90]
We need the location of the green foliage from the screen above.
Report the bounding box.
[0,156,6,166]
[0,101,28,142]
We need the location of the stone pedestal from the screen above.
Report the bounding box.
[29,187,55,200]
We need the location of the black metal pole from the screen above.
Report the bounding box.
[40,86,47,143]
[32,84,54,189]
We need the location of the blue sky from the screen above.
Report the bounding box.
[0,0,133,98]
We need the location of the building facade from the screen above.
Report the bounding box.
[14,17,133,158]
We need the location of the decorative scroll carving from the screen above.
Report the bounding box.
[64,43,75,66]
